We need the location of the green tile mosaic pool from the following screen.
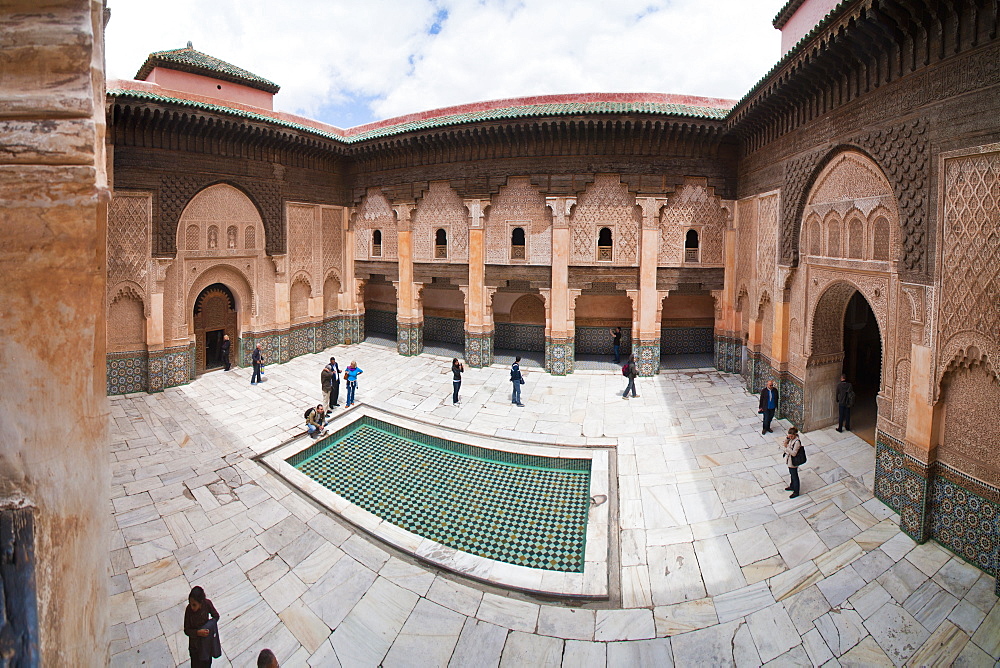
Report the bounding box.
[290,418,591,572]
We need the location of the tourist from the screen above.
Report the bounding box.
[250,343,263,385]
[610,326,623,364]
[321,357,340,410]
[305,405,326,437]
[758,379,778,434]
[184,586,221,668]
[781,426,805,498]
[511,356,524,407]
[622,354,639,399]
[257,649,279,668]
[344,361,363,407]
[836,374,854,432]
[451,358,464,405]
[220,334,231,371]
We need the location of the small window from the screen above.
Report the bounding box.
[207,225,218,250]
[597,227,613,261]
[510,227,526,260]
[372,229,382,257]
[435,228,448,259]
[685,229,699,263]
[227,225,238,249]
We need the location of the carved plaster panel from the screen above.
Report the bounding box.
[354,189,398,261]
[413,181,469,263]
[570,175,639,266]
[486,177,551,265]
[658,183,727,265]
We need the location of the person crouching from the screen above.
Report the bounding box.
[306,405,326,437]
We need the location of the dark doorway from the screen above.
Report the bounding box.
[205,329,225,370]
[842,291,881,444]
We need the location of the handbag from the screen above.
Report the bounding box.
[791,441,807,466]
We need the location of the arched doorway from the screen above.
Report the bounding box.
[843,291,881,443]
[804,282,883,436]
[363,276,397,346]
[193,283,238,373]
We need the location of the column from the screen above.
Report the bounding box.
[340,207,362,344]
[634,197,666,376]
[717,224,742,373]
[773,266,802,426]
[463,199,493,366]
[271,253,290,362]
[146,259,173,391]
[0,1,110,661]
[544,197,576,374]
[393,204,422,355]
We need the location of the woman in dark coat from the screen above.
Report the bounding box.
[184,586,221,667]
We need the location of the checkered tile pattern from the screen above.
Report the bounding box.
[295,424,591,572]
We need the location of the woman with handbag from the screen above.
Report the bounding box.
[781,427,806,499]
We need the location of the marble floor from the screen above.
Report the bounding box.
[108,343,1000,667]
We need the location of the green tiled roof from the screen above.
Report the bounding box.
[135,45,280,94]
[107,88,730,145]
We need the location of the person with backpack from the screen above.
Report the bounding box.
[510,357,524,407]
[344,361,363,407]
[836,374,854,432]
[781,426,805,498]
[305,405,326,437]
[622,354,638,399]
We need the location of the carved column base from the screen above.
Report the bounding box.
[545,336,574,375]
[397,321,423,356]
[464,330,493,368]
[633,338,660,377]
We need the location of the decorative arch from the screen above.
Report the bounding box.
[323,269,342,316]
[822,210,842,258]
[354,188,397,261]
[935,349,1000,487]
[808,280,884,364]
[178,183,266,256]
[509,294,545,324]
[186,264,255,328]
[290,277,311,323]
[108,285,146,351]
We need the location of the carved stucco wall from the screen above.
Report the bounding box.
[932,146,1000,487]
[107,192,152,351]
[785,152,905,411]
[354,188,397,261]
[485,177,552,265]
[413,181,468,263]
[322,207,343,315]
[735,198,757,320]
[658,182,727,265]
[936,147,1000,388]
[570,175,639,266]
[163,184,274,345]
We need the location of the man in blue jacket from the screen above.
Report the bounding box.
[758,379,778,434]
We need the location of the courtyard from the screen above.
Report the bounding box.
[107,344,1000,667]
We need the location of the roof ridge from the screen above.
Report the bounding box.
[135,45,280,94]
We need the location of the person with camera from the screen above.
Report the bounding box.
[781,426,806,499]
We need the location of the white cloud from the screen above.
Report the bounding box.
[105,0,786,127]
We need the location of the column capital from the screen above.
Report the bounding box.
[635,197,667,229]
[151,257,173,294]
[270,253,288,281]
[545,197,576,229]
[392,203,417,232]
[464,199,490,229]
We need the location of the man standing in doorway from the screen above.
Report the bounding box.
[326,357,341,407]
[220,334,231,371]
[511,356,525,407]
[758,379,778,434]
[250,344,263,385]
[836,374,854,432]
[610,326,623,365]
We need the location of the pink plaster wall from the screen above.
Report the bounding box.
[661,294,715,326]
[780,0,841,53]
[575,295,633,324]
[364,283,396,308]
[145,67,274,109]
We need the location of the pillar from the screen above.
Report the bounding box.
[393,204,422,355]
[634,198,666,376]
[544,197,576,374]
[716,224,742,373]
[341,207,363,344]
[0,1,109,661]
[271,253,290,362]
[463,199,493,366]
[146,259,173,390]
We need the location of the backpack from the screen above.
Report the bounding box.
[846,387,856,408]
[304,407,313,419]
[622,363,630,377]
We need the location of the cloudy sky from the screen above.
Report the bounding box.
[106,0,787,129]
